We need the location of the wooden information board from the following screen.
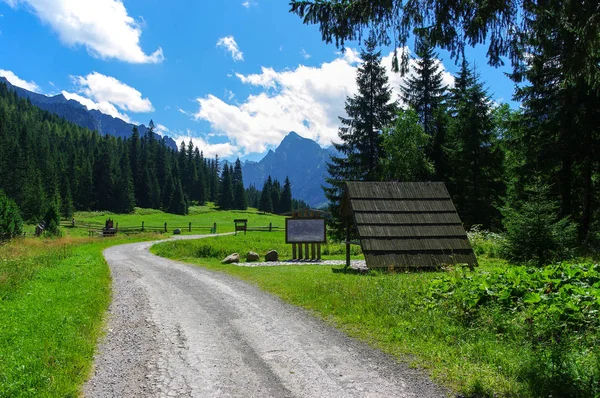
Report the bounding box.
[285,218,326,243]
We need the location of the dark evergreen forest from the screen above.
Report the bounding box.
[0,83,261,222]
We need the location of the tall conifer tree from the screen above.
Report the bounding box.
[324,32,396,235]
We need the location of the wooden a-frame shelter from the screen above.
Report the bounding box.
[341,181,477,269]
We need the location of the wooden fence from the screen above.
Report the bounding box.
[60,220,284,237]
[60,221,219,237]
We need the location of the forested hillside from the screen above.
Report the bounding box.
[323,32,599,258]
[0,82,245,222]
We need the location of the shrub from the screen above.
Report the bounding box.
[43,199,62,237]
[0,191,23,241]
[426,262,600,397]
[467,225,506,258]
[503,182,577,266]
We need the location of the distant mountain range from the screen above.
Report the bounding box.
[2,77,338,207]
[0,77,178,150]
[242,132,336,208]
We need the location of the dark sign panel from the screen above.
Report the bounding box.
[286,218,326,244]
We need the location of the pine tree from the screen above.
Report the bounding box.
[217,163,234,210]
[0,191,23,241]
[280,177,293,214]
[232,158,247,210]
[510,6,600,239]
[60,178,74,219]
[168,180,188,215]
[129,126,141,205]
[114,150,136,213]
[401,37,449,180]
[271,179,281,214]
[447,60,505,229]
[259,177,274,213]
[324,32,397,235]
[194,148,208,205]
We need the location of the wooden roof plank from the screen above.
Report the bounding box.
[357,225,468,238]
[351,199,457,212]
[354,212,462,225]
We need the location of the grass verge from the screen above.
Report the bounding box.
[0,234,156,397]
[152,233,575,397]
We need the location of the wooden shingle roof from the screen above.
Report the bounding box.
[344,182,477,269]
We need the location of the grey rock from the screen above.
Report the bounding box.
[265,250,278,262]
[247,251,260,262]
[173,228,182,235]
[222,253,240,264]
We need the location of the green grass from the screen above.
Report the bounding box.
[0,234,156,397]
[151,231,363,263]
[71,204,285,235]
[152,233,570,397]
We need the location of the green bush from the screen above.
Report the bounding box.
[426,262,600,397]
[43,199,62,237]
[467,225,506,258]
[0,191,23,241]
[503,183,577,266]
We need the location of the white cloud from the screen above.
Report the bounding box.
[0,69,40,91]
[216,36,243,62]
[155,123,169,136]
[71,72,153,113]
[300,48,311,59]
[61,90,131,122]
[173,133,238,158]
[192,48,455,155]
[3,0,163,63]
[241,0,256,8]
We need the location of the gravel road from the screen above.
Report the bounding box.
[84,234,448,398]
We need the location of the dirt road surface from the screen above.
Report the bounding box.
[84,235,447,397]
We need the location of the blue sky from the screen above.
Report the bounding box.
[0,0,516,162]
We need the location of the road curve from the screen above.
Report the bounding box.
[85,234,447,398]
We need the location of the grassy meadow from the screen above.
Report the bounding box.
[153,232,600,398]
[0,205,287,397]
[3,205,598,398]
[0,234,164,397]
[69,204,285,236]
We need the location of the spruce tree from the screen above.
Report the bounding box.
[259,177,274,213]
[280,177,293,214]
[271,179,282,214]
[232,158,247,210]
[217,163,234,210]
[114,150,136,214]
[168,180,188,215]
[447,60,505,229]
[324,32,396,236]
[0,191,23,241]
[401,37,449,180]
[60,178,74,219]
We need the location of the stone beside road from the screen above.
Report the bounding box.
[265,250,279,262]
[222,253,240,264]
[246,251,260,262]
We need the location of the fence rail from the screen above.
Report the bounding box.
[61,219,286,238]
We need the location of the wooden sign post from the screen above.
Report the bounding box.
[286,210,326,261]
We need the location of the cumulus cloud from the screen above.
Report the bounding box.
[2,0,163,63]
[71,72,154,113]
[241,0,256,8]
[192,48,455,155]
[174,132,238,158]
[61,90,131,122]
[0,69,40,91]
[216,36,243,62]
